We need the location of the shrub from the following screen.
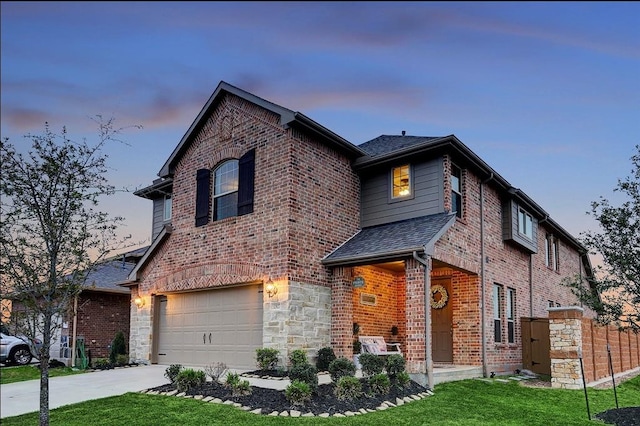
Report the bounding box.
[334,376,362,400]
[328,357,356,383]
[93,358,112,370]
[115,354,129,366]
[231,379,252,397]
[204,362,228,382]
[359,353,385,377]
[289,349,308,368]
[353,339,362,354]
[225,372,251,396]
[316,347,336,371]
[288,362,318,391]
[285,380,312,406]
[225,371,241,388]
[164,364,183,384]
[368,373,390,395]
[175,368,206,392]
[109,331,127,364]
[396,371,411,388]
[385,354,406,378]
[256,348,279,370]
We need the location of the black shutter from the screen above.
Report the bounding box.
[195,168,211,227]
[237,149,255,216]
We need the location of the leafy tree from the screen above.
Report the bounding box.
[565,145,640,331]
[0,117,139,425]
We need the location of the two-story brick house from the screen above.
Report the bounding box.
[123,81,594,386]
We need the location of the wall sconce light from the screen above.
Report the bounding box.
[265,279,278,298]
[134,296,145,308]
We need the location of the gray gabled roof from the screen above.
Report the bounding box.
[358,135,442,157]
[322,212,456,267]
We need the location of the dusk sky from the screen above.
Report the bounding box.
[1,2,639,259]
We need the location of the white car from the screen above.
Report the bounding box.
[0,325,42,365]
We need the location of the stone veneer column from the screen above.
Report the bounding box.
[331,267,353,358]
[129,292,152,365]
[549,306,583,389]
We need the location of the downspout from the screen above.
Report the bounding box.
[480,172,494,378]
[538,216,549,316]
[412,251,433,389]
[71,295,78,368]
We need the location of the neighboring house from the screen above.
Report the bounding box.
[10,248,146,365]
[124,81,594,386]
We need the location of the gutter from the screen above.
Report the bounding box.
[480,172,494,378]
[412,251,434,389]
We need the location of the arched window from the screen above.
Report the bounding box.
[213,159,239,220]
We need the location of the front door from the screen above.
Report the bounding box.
[431,277,453,363]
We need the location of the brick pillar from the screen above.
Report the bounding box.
[549,306,583,389]
[331,267,353,358]
[405,257,427,375]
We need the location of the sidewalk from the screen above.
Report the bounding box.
[1,364,168,419]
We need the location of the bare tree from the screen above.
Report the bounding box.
[0,117,139,425]
[565,145,640,331]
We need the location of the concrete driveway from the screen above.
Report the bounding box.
[1,364,168,419]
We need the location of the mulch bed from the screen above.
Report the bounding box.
[148,370,429,416]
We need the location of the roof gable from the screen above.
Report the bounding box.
[158,81,364,177]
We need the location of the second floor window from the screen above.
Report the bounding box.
[451,164,462,218]
[163,195,172,221]
[545,234,559,271]
[213,159,239,221]
[518,209,533,240]
[392,165,411,199]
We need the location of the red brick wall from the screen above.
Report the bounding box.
[352,266,403,345]
[436,156,594,373]
[136,93,360,295]
[330,266,353,358]
[75,291,130,359]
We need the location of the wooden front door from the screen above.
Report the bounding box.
[431,277,453,363]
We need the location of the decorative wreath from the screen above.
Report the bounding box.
[430,285,449,309]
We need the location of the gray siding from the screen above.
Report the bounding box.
[151,198,168,241]
[361,158,444,227]
[502,200,538,253]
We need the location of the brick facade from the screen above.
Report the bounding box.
[128,83,594,382]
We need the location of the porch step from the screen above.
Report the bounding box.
[433,365,483,385]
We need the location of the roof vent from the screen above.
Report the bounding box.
[401,130,406,136]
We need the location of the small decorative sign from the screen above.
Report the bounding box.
[352,276,365,288]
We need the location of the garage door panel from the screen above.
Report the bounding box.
[156,285,263,369]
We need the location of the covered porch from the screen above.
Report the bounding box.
[322,213,484,387]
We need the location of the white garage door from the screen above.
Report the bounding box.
[156,284,263,369]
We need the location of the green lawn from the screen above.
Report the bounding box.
[2,376,638,425]
[0,365,87,384]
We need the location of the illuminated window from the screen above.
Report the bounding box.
[392,165,411,198]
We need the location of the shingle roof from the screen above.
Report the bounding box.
[322,212,456,266]
[358,135,442,157]
[82,260,136,294]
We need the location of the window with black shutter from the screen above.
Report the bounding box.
[237,148,255,216]
[195,168,211,227]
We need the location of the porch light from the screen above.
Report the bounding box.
[265,279,278,298]
[134,296,145,308]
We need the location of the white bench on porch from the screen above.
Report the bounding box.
[359,336,402,356]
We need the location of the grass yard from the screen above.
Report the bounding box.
[0,365,87,384]
[2,375,638,425]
